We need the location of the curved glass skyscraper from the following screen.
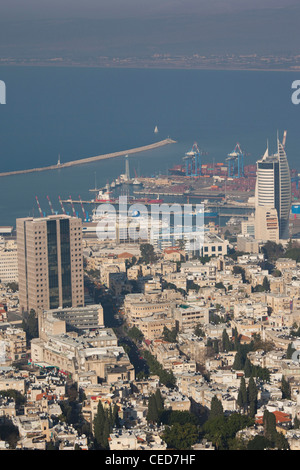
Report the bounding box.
[255,131,291,240]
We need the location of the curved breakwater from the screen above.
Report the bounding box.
[0,138,176,178]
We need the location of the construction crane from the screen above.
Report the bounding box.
[183,143,203,177]
[78,195,87,221]
[35,196,44,217]
[226,143,246,178]
[69,195,77,218]
[58,196,66,215]
[46,195,55,215]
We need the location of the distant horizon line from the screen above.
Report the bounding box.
[0,61,298,73]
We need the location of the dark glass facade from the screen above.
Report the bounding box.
[60,218,72,308]
[47,220,59,309]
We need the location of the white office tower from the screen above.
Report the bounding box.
[255,131,291,240]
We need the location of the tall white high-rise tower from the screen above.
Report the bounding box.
[255,131,291,240]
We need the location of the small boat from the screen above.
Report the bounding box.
[154,126,159,134]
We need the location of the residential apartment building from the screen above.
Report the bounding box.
[0,241,18,283]
[38,304,104,340]
[0,327,27,364]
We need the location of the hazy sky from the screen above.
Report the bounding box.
[0,0,299,58]
[1,0,298,19]
[0,0,299,20]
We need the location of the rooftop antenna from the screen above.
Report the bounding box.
[282,130,287,147]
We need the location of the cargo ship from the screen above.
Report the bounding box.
[133,195,164,205]
[168,164,185,176]
[91,189,117,204]
[91,188,164,205]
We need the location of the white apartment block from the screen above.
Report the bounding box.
[0,242,18,283]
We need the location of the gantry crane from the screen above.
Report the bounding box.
[183,143,203,177]
[226,142,246,178]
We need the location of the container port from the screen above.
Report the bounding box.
[33,141,300,227]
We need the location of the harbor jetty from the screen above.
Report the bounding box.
[0,138,176,178]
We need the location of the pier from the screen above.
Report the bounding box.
[0,138,176,178]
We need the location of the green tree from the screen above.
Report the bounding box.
[294,416,300,429]
[261,241,284,261]
[251,364,270,382]
[222,329,232,352]
[210,395,223,419]
[6,282,18,292]
[22,309,38,344]
[142,350,176,388]
[0,389,26,408]
[102,417,111,449]
[154,389,164,413]
[237,377,248,412]
[252,284,265,293]
[202,414,253,450]
[284,241,300,262]
[286,342,296,359]
[215,282,226,290]
[232,327,240,350]
[0,421,19,449]
[140,243,156,264]
[281,376,291,399]
[194,324,205,337]
[213,339,219,354]
[186,279,200,292]
[162,423,198,450]
[244,358,252,378]
[262,276,270,292]
[233,266,247,283]
[263,410,277,443]
[146,394,160,424]
[247,376,258,418]
[162,326,178,343]
[93,401,106,449]
[93,403,119,449]
[160,410,199,426]
[247,435,272,450]
[274,431,289,450]
[127,326,144,342]
[232,351,243,370]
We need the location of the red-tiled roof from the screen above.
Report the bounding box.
[35,392,57,401]
[164,247,182,254]
[118,252,134,258]
[256,411,291,425]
